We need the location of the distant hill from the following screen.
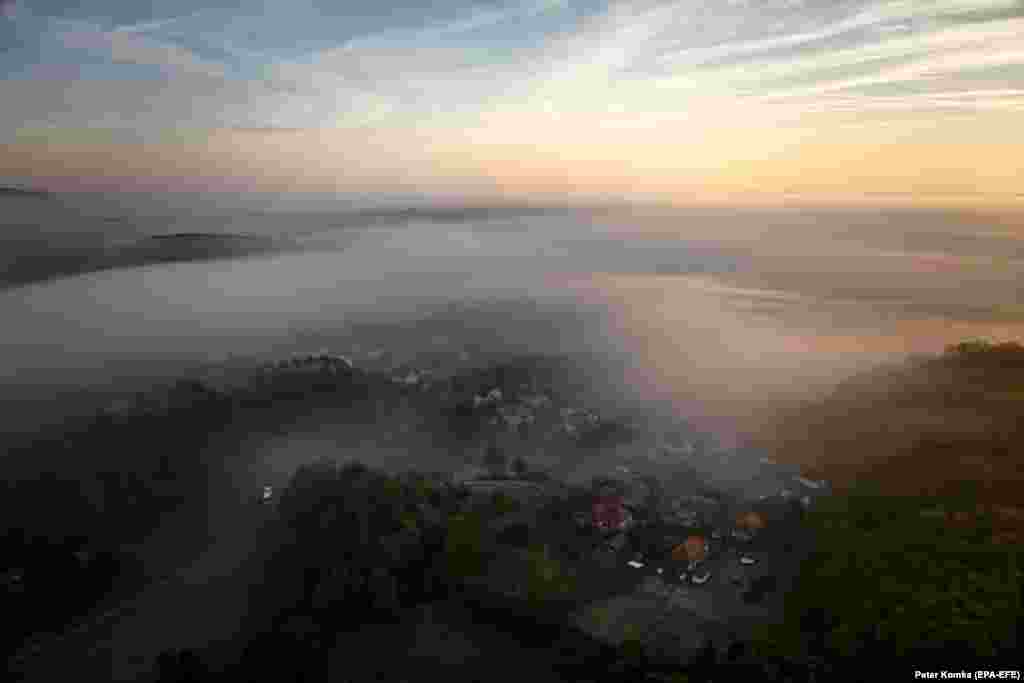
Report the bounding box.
[107,232,281,264]
[0,186,54,198]
[0,231,294,290]
[747,340,1024,527]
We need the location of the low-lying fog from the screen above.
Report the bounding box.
[3,198,1023,460]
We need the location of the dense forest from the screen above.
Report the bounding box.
[1,361,376,662]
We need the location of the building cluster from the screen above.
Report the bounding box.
[560,407,600,438]
[561,479,780,600]
[268,350,355,374]
[391,368,432,388]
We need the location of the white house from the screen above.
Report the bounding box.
[522,394,552,409]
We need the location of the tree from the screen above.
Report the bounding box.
[512,456,529,477]
[484,442,507,477]
[444,512,490,580]
[154,648,208,683]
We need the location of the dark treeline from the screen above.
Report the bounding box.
[1,360,378,660]
[213,459,665,683]
[1,381,227,658]
[0,232,286,291]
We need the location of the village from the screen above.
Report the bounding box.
[342,345,833,660]
[179,332,833,664]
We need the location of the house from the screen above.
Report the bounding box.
[393,369,423,386]
[499,403,535,429]
[313,350,353,369]
[670,535,707,568]
[593,495,628,531]
[2,568,24,588]
[736,511,765,532]
[451,465,490,484]
[604,532,628,553]
[473,387,503,408]
[685,535,707,563]
[561,408,598,436]
[666,506,699,526]
[280,350,353,372]
[522,394,552,409]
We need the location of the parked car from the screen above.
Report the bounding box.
[740,555,756,566]
[260,485,274,504]
[691,571,711,585]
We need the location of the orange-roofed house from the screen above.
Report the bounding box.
[671,535,707,569]
[736,511,765,531]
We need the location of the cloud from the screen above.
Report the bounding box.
[111,11,209,35]
[264,0,572,94]
[340,0,568,48]
[503,0,1024,128]
[753,20,1024,100]
[56,19,227,78]
[1,0,20,20]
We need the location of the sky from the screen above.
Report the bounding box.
[1,0,1022,203]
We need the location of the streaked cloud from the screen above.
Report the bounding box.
[1,0,1022,202]
[55,19,228,78]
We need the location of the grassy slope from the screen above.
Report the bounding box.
[742,341,1023,671]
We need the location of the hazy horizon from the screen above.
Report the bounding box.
[3,196,1022,447]
[2,0,1023,443]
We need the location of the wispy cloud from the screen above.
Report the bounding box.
[1,0,21,20]
[3,0,1023,200]
[340,0,569,49]
[112,11,210,35]
[752,18,1024,98]
[56,19,228,78]
[504,0,1024,127]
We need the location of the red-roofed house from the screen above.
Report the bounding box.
[593,495,628,531]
